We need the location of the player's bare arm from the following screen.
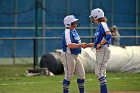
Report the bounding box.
[87,43,94,47]
[67,43,88,49]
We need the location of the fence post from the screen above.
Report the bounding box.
[34,0,39,68]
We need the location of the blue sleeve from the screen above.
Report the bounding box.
[105,34,112,41]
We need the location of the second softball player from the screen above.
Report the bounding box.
[88,8,112,93]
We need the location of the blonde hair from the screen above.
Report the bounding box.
[97,17,108,23]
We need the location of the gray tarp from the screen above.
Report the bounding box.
[79,45,140,73]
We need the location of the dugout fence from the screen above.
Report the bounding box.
[0,36,140,65]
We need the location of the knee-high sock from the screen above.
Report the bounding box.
[99,76,108,93]
[77,79,85,93]
[63,79,70,93]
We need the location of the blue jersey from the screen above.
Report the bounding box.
[94,22,111,48]
[62,29,81,55]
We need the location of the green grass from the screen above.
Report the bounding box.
[0,64,140,93]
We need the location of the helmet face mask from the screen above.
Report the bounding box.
[71,20,80,27]
[90,16,95,24]
[90,16,99,24]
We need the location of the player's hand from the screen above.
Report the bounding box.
[96,43,102,49]
[87,43,94,47]
[81,43,88,49]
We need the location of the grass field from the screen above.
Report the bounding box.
[0,64,140,93]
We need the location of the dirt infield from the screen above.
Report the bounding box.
[110,91,140,93]
[109,91,140,93]
[88,91,140,93]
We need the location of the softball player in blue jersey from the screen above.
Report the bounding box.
[88,8,112,93]
[60,15,87,93]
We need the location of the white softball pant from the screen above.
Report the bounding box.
[95,45,110,79]
[60,52,85,81]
